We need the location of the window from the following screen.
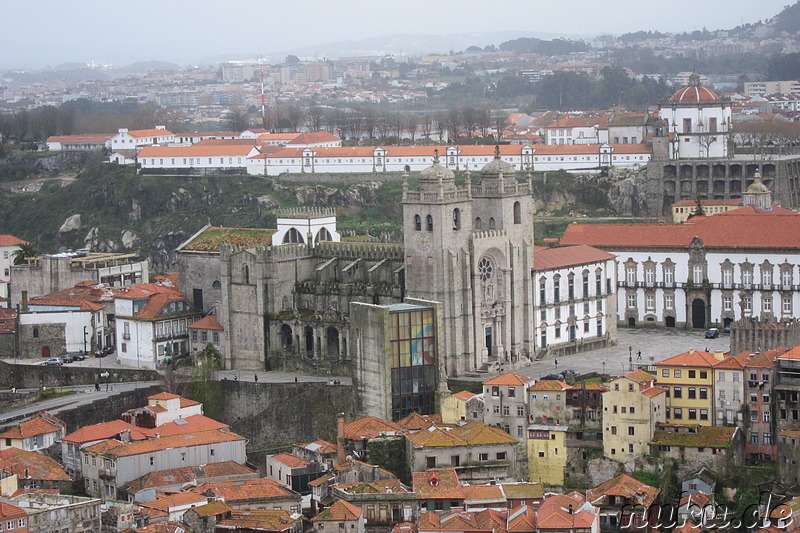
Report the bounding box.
[596,272,602,294]
[784,298,792,314]
[479,453,488,461]
[627,294,636,308]
[764,297,772,313]
[723,269,733,286]
[700,371,707,379]
[503,406,510,416]
[700,388,708,400]
[426,215,433,232]
[662,369,669,377]
[700,409,708,421]
[626,267,636,284]
[688,387,696,399]
[763,268,772,286]
[664,268,674,284]
[673,387,682,399]
[508,387,516,398]
[693,266,703,284]
[646,295,655,310]
[628,426,635,436]
[689,370,696,379]
[496,452,507,460]
[554,280,560,303]
[764,411,771,422]
[688,409,697,420]
[517,406,525,417]
[645,268,655,283]
[611,426,617,435]
[491,386,499,397]
[674,408,682,419]
[583,275,589,297]
[751,432,759,444]
[414,215,421,231]
[665,295,674,309]
[674,369,682,378]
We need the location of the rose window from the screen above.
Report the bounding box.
[479,258,493,282]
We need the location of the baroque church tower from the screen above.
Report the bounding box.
[403,148,535,377]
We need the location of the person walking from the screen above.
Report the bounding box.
[254,374,259,382]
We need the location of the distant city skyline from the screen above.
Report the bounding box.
[1,0,792,69]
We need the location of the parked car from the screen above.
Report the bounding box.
[71,352,86,361]
[58,353,74,364]
[103,345,115,355]
[723,325,731,334]
[94,349,106,358]
[705,328,720,339]
[542,373,564,381]
[560,369,580,378]
[43,357,62,366]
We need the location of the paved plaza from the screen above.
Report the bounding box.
[510,327,731,381]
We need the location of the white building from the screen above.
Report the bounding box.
[744,80,800,98]
[108,126,174,151]
[245,144,650,177]
[659,74,732,159]
[138,143,259,173]
[46,134,114,151]
[560,184,800,330]
[0,411,66,453]
[114,281,202,368]
[0,234,26,305]
[271,208,341,246]
[542,116,606,145]
[533,245,617,352]
[81,428,246,500]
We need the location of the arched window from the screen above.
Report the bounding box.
[452,208,461,230]
[315,227,332,244]
[426,215,434,232]
[242,264,250,284]
[475,217,483,230]
[513,201,521,224]
[33,327,39,338]
[488,217,496,230]
[414,214,421,231]
[212,280,221,289]
[282,228,305,244]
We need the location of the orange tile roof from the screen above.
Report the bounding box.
[0,502,27,520]
[529,380,572,392]
[641,386,666,398]
[655,349,720,368]
[462,484,505,502]
[0,235,27,246]
[135,292,191,320]
[561,206,800,250]
[117,282,181,300]
[188,314,224,331]
[537,494,595,530]
[587,473,659,507]
[0,411,65,440]
[412,469,464,500]
[308,473,335,488]
[406,421,518,448]
[149,392,181,400]
[624,370,656,383]
[138,144,254,158]
[29,283,119,311]
[0,447,69,481]
[500,482,545,500]
[83,428,245,458]
[452,391,477,401]
[343,416,402,440]
[484,372,532,386]
[337,478,411,495]
[313,499,363,521]
[298,440,337,454]
[419,508,507,532]
[47,134,114,143]
[152,414,228,438]
[289,131,341,145]
[124,461,257,492]
[397,413,445,431]
[679,492,711,509]
[193,477,299,503]
[270,453,310,469]
[508,506,537,532]
[62,419,147,444]
[138,491,207,512]
[533,245,615,271]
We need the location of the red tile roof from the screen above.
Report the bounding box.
[533,245,615,271]
[462,484,505,502]
[655,349,721,368]
[298,440,337,454]
[0,411,65,440]
[62,419,148,444]
[587,473,659,507]
[124,128,174,138]
[313,499,363,521]
[406,420,518,448]
[149,392,181,400]
[343,416,402,440]
[83,428,245,457]
[0,502,27,520]
[0,235,27,246]
[529,380,572,392]
[218,509,299,532]
[412,469,464,500]
[124,461,257,492]
[561,206,800,250]
[624,370,656,383]
[138,144,254,158]
[46,134,113,144]
[269,453,310,469]
[452,390,477,401]
[288,131,341,145]
[484,372,532,386]
[191,500,232,517]
[397,413,445,431]
[151,414,228,438]
[193,477,300,503]
[137,491,207,512]
[537,494,595,530]
[188,314,224,331]
[0,447,70,481]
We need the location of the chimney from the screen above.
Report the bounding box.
[568,504,573,514]
[337,413,346,466]
[21,291,28,312]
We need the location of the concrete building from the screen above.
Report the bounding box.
[0,501,28,533]
[0,447,71,492]
[586,473,659,532]
[532,245,617,354]
[441,391,480,424]
[109,126,174,151]
[482,373,534,440]
[744,81,800,98]
[266,452,325,495]
[656,350,720,427]
[528,380,572,426]
[671,198,742,223]
[350,299,446,421]
[188,314,224,356]
[191,477,302,512]
[405,421,519,483]
[602,370,666,461]
[711,352,747,426]
[10,493,101,533]
[332,478,417,531]
[0,235,26,305]
[45,134,113,151]
[412,469,464,512]
[650,425,743,476]
[312,499,366,533]
[526,424,567,486]
[10,252,148,306]
[138,142,260,174]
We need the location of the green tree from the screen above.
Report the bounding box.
[12,242,40,265]
[189,343,222,419]
[632,470,660,487]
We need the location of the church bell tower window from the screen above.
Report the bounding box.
[426,215,434,232]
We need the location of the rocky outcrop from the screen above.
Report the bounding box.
[58,214,82,233]
[607,166,661,216]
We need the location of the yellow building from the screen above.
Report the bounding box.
[671,198,742,223]
[603,370,666,461]
[655,349,723,426]
[441,390,479,424]
[526,424,567,486]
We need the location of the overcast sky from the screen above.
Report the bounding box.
[1,0,791,69]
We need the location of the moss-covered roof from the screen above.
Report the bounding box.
[183,226,276,252]
[652,426,736,448]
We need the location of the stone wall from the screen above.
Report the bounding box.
[0,360,159,389]
[277,172,405,185]
[17,322,66,359]
[213,380,356,475]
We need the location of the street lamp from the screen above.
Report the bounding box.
[83,326,88,355]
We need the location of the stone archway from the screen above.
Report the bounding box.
[326,327,340,356]
[280,324,293,349]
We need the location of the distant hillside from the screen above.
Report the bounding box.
[498,37,589,55]
[774,1,800,33]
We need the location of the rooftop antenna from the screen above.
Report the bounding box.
[261,70,267,130]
